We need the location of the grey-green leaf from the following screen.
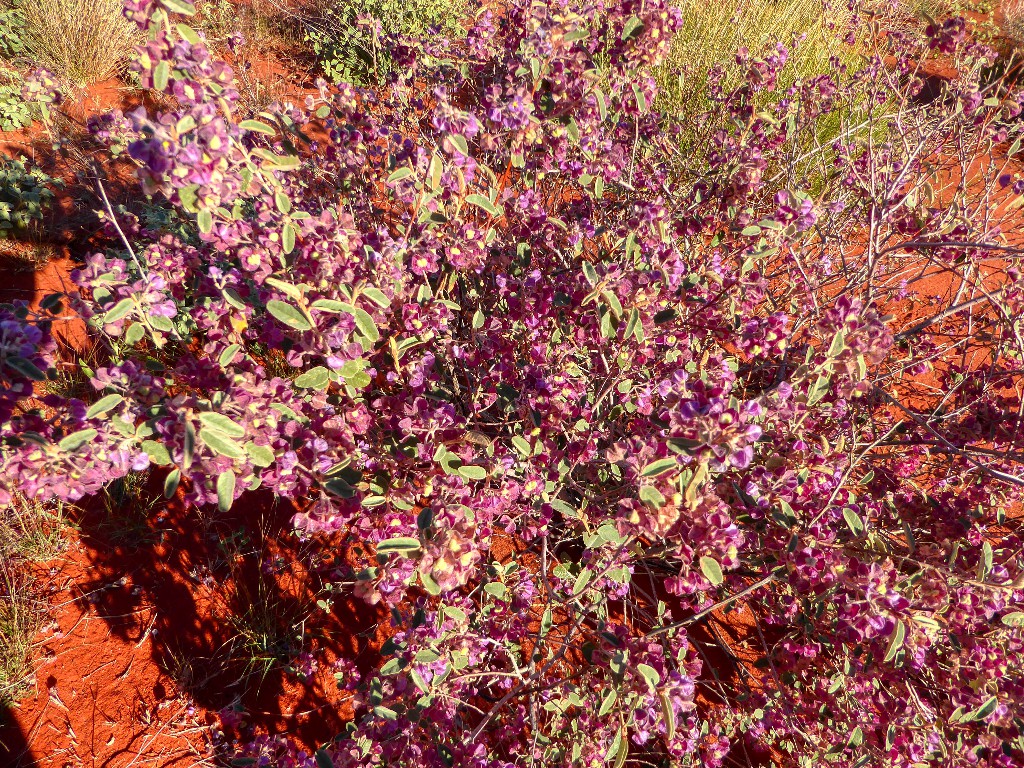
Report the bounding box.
[294,366,331,390]
[86,394,124,419]
[266,300,312,331]
[377,537,421,555]
[217,470,236,512]
[58,429,97,452]
[699,556,724,586]
[198,412,246,438]
[201,429,245,459]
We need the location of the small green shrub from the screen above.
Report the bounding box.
[0,158,58,238]
[302,0,468,85]
[0,71,32,132]
[0,6,25,59]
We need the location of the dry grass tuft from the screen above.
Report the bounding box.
[0,495,65,708]
[658,0,856,119]
[6,0,140,85]
[0,561,40,708]
[1004,0,1024,46]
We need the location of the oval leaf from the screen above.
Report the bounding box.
[86,394,124,419]
[699,556,724,586]
[198,412,246,438]
[216,470,236,512]
[266,300,312,331]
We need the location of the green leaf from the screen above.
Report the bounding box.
[314,748,335,768]
[362,287,390,308]
[324,478,355,498]
[465,194,500,216]
[245,443,275,467]
[511,436,531,456]
[965,695,998,722]
[883,619,906,664]
[572,568,593,597]
[598,688,617,716]
[275,191,291,215]
[86,394,123,419]
[217,470,236,512]
[377,537,421,555]
[58,429,97,452]
[222,287,247,310]
[414,649,441,664]
[472,309,485,329]
[636,663,660,688]
[160,0,197,14]
[201,429,245,459]
[458,465,487,481]
[842,507,865,537]
[582,261,599,287]
[164,468,181,498]
[142,440,172,466]
[124,323,146,345]
[621,15,644,41]
[239,119,276,135]
[484,581,507,599]
[387,167,415,183]
[282,222,296,254]
[198,412,246,438]
[847,726,864,748]
[197,208,213,234]
[1000,612,1024,627]
[265,277,305,300]
[623,308,640,340]
[740,225,762,237]
[266,300,312,331]
[699,556,724,586]
[104,298,135,324]
[219,344,242,368]
[605,729,625,766]
[806,373,831,405]
[5,356,46,381]
[601,290,622,318]
[978,541,994,581]
[639,486,665,509]
[828,330,847,358]
[641,458,677,477]
[309,299,349,313]
[153,60,170,91]
[184,420,195,469]
[352,307,380,343]
[294,366,331,390]
[550,499,577,518]
[254,150,301,170]
[448,134,469,156]
[420,570,442,595]
[175,23,202,43]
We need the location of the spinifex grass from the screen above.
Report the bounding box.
[4,0,139,85]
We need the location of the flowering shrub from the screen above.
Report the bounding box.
[3,0,1024,765]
